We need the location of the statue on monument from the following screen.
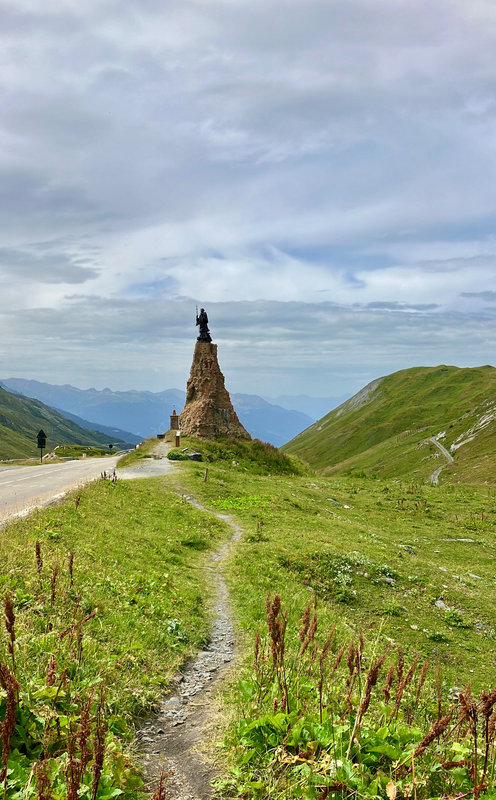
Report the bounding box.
[196,306,212,343]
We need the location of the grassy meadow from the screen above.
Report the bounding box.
[1,433,495,799]
[168,437,496,799]
[174,440,496,692]
[0,474,230,798]
[51,444,115,459]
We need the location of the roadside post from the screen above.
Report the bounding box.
[37,429,47,463]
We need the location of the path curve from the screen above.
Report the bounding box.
[138,496,242,800]
[117,441,178,480]
[429,436,454,484]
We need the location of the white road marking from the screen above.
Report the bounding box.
[0,456,120,525]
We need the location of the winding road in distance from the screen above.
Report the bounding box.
[429,436,454,484]
[0,457,120,525]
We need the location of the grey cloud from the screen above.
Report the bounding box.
[4,94,108,149]
[0,248,99,284]
[1,1,496,394]
[1,0,495,248]
[461,291,496,301]
[419,257,496,273]
[363,302,440,311]
[2,296,495,396]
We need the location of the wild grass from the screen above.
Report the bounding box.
[215,594,496,799]
[164,448,496,796]
[116,439,157,467]
[3,433,496,798]
[0,476,230,798]
[53,445,114,459]
[174,458,496,691]
[170,435,306,476]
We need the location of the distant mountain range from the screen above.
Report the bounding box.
[229,394,313,446]
[0,384,136,460]
[1,379,322,447]
[284,365,496,485]
[49,409,141,446]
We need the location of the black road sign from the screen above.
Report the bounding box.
[37,429,47,462]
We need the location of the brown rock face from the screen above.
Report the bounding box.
[179,342,250,439]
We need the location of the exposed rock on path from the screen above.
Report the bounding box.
[138,495,243,800]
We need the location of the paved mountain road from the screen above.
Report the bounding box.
[429,436,454,484]
[0,457,121,524]
[0,443,178,525]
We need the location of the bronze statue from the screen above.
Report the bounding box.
[196,307,212,342]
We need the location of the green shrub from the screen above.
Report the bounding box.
[180,437,306,476]
[444,608,471,628]
[167,449,192,461]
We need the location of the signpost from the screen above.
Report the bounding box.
[37,429,47,463]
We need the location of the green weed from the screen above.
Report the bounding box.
[175,436,306,476]
[216,595,496,799]
[54,444,113,459]
[0,476,229,798]
[175,458,496,689]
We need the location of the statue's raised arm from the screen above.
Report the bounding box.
[196,307,212,343]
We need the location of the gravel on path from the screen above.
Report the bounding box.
[117,441,178,480]
[137,497,243,800]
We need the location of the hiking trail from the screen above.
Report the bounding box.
[137,490,243,799]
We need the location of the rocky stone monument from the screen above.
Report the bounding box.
[179,309,250,439]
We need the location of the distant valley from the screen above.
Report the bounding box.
[0,384,136,460]
[5,366,496,479]
[1,378,332,447]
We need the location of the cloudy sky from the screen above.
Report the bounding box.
[1,0,495,400]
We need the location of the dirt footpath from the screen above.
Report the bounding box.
[137,499,243,800]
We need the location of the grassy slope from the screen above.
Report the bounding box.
[3,435,496,798]
[0,385,118,459]
[169,444,496,797]
[173,449,496,692]
[283,365,496,484]
[3,477,228,715]
[116,438,160,467]
[0,474,230,796]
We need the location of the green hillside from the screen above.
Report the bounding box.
[283,365,496,483]
[3,436,496,798]
[0,385,125,459]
